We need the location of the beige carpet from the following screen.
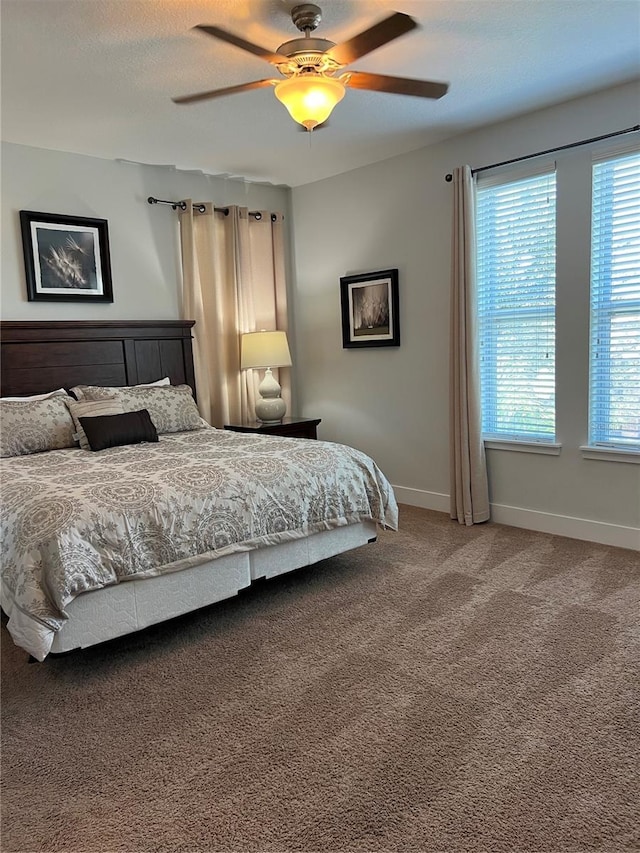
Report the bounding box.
[2,505,639,853]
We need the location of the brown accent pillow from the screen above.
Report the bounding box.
[78,409,159,452]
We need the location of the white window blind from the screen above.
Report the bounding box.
[589,150,640,450]
[476,168,557,441]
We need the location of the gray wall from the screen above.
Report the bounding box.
[290,81,640,535]
[2,85,638,541]
[1,143,292,321]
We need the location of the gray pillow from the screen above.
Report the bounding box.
[0,393,76,457]
[70,378,170,400]
[72,384,203,435]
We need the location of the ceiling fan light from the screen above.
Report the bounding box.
[274,75,345,130]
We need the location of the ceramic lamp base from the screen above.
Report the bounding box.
[255,368,287,424]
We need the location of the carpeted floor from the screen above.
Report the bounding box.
[2,505,639,853]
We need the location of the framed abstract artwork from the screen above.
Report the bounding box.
[340,268,400,348]
[20,210,113,303]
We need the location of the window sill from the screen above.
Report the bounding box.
[484,439,561,456]
[580,446,640,464]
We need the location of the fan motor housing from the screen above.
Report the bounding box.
[278,2,338,66]
[276,36,336,59]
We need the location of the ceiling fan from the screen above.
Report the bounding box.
[173,3,449,131]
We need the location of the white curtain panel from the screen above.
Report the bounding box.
[179,203,291,427]
[449,167,491,525]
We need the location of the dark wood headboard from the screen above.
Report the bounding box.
[0,320,196,398]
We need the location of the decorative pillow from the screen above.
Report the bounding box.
[65,397,125,450]
[71,377,170,400]
[1,388,68,402]
[73,384,202,435]
[79,409,159,452]
[0,394,76,457]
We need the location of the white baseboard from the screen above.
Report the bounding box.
[392,486,450,513]
[393,485,640,551]
[489,503,639,550]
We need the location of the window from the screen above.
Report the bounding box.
[476,167,557,442]
[589,150,640,451]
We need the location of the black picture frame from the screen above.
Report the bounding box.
[19,210,113,303]
[340,268,400,348]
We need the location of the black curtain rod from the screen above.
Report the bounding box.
[444,124,640,182]
[147,196,278,222]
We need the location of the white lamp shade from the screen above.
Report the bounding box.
[241,330,292,370]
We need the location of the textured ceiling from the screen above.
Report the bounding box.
[1,0,639,187]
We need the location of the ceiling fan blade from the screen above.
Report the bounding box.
[194,25,285,65]
[327,12,417,66]
[345,71,449,99]
[173,79,275,105]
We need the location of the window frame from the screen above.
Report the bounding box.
[476,163,558,449]
[587,147,640,456]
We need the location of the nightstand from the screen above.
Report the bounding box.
[224,417,321,440]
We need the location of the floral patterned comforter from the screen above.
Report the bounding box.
[1,428,398,659]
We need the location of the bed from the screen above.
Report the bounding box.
[0,321,398,660]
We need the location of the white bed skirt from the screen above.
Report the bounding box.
[46,521,377,655]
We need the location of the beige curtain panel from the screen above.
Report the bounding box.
[449,166,491,525]
[179,202,290,428]
[247,210,291,417]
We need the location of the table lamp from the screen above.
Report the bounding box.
[240,330,292,423]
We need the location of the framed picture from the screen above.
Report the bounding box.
[340,268,400,348]
[20,210,113,303]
